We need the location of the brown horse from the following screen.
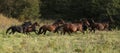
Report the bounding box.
[38,19,65,35]
[24,22,40,34]
[54,18,90,35]
[88,19,110,33]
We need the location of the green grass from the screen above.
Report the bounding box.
[0,30,120,53]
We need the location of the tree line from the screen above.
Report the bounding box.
[0,0,120,28]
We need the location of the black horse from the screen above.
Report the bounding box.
[6,21,32,34]
[6,25,23,34]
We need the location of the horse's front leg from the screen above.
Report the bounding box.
[43,30,47,35]
[68,31,72,35]
[34,30,38,35]
[90,27,95,33]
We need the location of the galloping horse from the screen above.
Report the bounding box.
[6,21,32,34]
[6,25,23,34]
[24,22,39,34]
[54,18,90,35]
[22,21,32,33]
[88,18,110,33]
[38,19,65,35]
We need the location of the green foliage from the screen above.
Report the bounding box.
[1,0,120,20]
[40,0,120,20]
[20,0,40,20]
[1,0,120,27]
[0,0,30,18]
[0,0,40,19]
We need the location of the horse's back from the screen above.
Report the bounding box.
[47,25,56,31]
[63,23,77,32]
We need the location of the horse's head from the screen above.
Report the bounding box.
[87,18,96,25]
[22,21,32,26]
[33,22,40,26]
[53,19,65,25]
[59,19,65,24]
[82,18,90,26]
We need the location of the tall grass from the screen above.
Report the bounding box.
[0,14,21,30]
[0,30,120,53]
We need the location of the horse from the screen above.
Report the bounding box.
[23,22,40,34]
[6,25,23,34]
[38,19,65,35]
[88,18,110,33]
[6,21,32,34]
[22,21,32,33]
[54,18,90,35]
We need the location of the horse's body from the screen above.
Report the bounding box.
[24,22,39,34]
[38,19,65,35]
[55,18,89,35]
[22,21,32,33]
[88,19,110,33]
[55,23,86,35]
[6,25,23,34]
[38,24,58,34]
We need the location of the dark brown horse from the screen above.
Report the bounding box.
[6,21,32,34]
[38,19,65,35]
[6,25,23,34]
[24,22,40,34]
[54,18,90,35]
[88,19,110,33]
[22,21,32,33]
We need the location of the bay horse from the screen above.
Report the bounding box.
[54,18,90,35]
[22,21,32,33]
[88,19,110,33]
[38,19,65,35]
[24,22,40,34]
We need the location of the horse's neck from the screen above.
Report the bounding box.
[52,23,59,27]
[31,24,36,28]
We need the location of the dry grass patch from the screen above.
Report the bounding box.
[0,14,21,29]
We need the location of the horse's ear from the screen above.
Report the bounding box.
[28,20,30,22]
[35,22,38,23]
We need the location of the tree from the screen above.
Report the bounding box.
[0,0,40,20]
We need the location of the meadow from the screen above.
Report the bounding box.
[0,14,120,53]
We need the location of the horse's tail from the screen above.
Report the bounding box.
[38,26,43,34]
[6,26,13,34]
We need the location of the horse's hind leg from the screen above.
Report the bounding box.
[91,27,95,33]
[60,31,64,35]
[12,31,15,34]
[9,32,12,34]
[63,30,66,35]
[9,31,15,34]
[81,30,85,34]
[43,30,47,35]
[68,31,71,35]
[27,32,31,35]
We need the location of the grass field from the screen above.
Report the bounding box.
[0,30,120,53]
[0,14,120,53]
